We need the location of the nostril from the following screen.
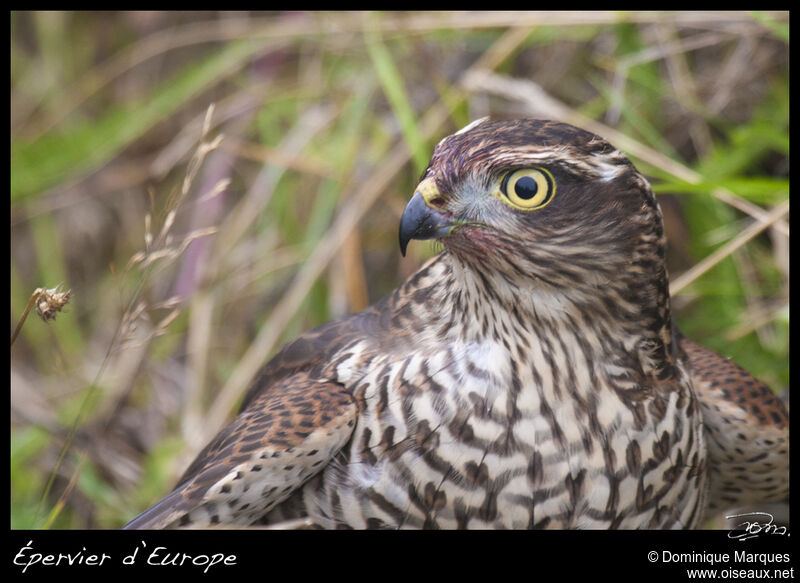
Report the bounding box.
[428,196,446,208]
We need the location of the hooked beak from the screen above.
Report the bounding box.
[398,179,452,257]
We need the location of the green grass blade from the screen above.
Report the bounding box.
[12,39,261,202]
[365,25,429,175]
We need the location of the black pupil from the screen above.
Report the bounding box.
[514,176,539,200]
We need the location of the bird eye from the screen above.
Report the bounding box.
[498,168,555,210]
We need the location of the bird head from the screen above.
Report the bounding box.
[399,118,668,300]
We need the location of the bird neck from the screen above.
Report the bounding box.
[432,250,679,383]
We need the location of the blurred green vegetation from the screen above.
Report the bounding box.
[11,11,788,529]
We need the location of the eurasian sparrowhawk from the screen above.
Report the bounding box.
[124,118,788,529]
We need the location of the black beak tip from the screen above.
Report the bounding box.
[398,190,448,258]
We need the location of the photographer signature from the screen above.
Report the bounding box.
[726,511,789,541]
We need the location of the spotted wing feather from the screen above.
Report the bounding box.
[680,337,789,518]
[123,371,355,529]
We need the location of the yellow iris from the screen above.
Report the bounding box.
[499,167,555,210]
